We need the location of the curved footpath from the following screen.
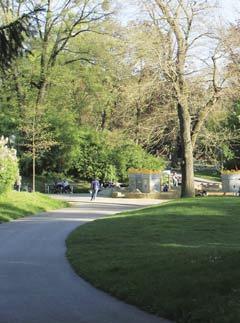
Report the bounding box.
[0,196,172,323]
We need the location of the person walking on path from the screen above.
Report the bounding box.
[91,178,100,201]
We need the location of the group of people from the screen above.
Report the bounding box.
[163,171,180,192]
[14,175,100,198]
[56,173,179,199]
[14,172,181,198]
[54,179,71,193]
[53,177,101,200]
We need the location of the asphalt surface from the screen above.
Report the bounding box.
[0,196,172,323]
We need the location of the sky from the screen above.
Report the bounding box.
[219,0,240,22]
[116,0,240,71]
[118,0,240,24]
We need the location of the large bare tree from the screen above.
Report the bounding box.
[140,0,223,197]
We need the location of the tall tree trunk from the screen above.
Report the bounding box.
[101,109,107,130]
[36,79,48,105]
[36,0,51,106]
[177,102,195,197]
[171,135,181,168]
[32,145,36,192]
[135,101,141,145]
[32,103,37,192]
[12,65,25,115]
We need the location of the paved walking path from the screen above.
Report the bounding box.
[0,196,172,323]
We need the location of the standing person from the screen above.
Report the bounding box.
[90,178,100,201]
[172,171,178,187]
[15,175,22,192]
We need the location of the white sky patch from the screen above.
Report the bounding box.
[219,0,240,23]
[117,0,240,25]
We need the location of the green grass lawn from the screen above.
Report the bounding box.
[67,197,240,323]
[0,191,68,222]
[194,169,221,182]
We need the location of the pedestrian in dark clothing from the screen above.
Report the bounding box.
[91,178,100,201]
[163,183,169,192]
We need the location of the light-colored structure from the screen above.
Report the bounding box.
[125,168,181,199]
[221,173,240,193]
[128,169,161,193]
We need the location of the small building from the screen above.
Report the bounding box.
[128,168,162,193]
[221,172,240,193]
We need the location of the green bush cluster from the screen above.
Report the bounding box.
[73,129,165,182]
[0,137,19,194]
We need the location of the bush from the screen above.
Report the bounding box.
[0,137,19,194]
[112,143,166,181]
[73,129,166,182]
[73,130,117,181]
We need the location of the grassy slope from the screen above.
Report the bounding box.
[194,170,221,182]
[0,191,68,222]
[67,197,240,323]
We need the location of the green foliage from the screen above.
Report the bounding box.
[227,102,240,131]
[0,1,240,191]
[224,102,240,169]
[0,7,43,68]
[112,143,166,181]
[73,129,117,181]
[0,137,19,194]
[222,143,235,161]
[0,12,167,182]
[73,129,165,181]
[36,106,79,174]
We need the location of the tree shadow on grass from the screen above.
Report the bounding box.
[100,199,240,250]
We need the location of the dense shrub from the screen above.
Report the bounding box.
[0,137,19,194]
[73,129,165,182]
[112,143,166,181]
[73,130,117,181]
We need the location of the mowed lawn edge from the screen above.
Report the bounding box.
[66,197,240,323]
[0,191,68,222]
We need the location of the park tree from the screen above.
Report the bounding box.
[111,22,179,157]
[27,0,111,191]
[0,6,43,69]
[138,0,223,197]
[0,0,111,191]
[19,105,57,191]
[0,5,46,191]
[218,22,240,169]
[2,0,235,193]
[62,19,126,131]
